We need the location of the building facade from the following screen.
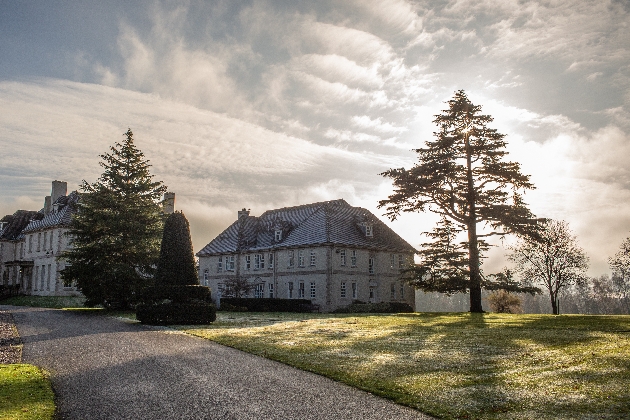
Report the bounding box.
[197,199,416,312]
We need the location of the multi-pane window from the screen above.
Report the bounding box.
[398,254,404,268]
[288,250,295,268]
[254,253,265,269]
[390,254,395,269]
[340,282,347,298]
[245,255,251,270]
[391,283,396,300]
[47,264,51,290]
[310,250,316,266]
[298,250,305,267]
[203,269,209,286]
[365,225,373,237]
[352,282,357,299]
[275,229,283,241]
[288,282,294,298]
[268,253,274,269]
[368,257,375,274]
[226,255,235,271]
[268,283,274,298]
[310,282,316,299]
[298,282,305,298]
[351,250,357,267]
[340,249,346,266]
[217,256,223,272]
[400,283,405,299]
[254,283,264,298]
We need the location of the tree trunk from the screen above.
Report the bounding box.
[549,290,558,315]
[465,130,483,313]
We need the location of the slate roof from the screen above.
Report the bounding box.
[197,199,416,256]
[21,192,79,235]
[0,210,42,241]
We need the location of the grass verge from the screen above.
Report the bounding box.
[0,296,85,309]
[0,364,54,420]
[182,312,630,419]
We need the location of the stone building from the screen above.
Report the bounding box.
[197,199,416,312]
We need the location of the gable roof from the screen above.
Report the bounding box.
[21,191,79,235]
[0,210,42,241]
[197,199,415,256]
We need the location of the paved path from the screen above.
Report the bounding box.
[5,306,433,420]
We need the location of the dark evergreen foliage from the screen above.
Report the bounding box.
[380,90,541,312]
[136,301,217,325]
[155,212,198,286]
[61,129,166,309]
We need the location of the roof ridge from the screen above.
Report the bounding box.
[259,199,348,217]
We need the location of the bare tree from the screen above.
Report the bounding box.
[221,276,253,298]
[609,236,630,313]
[508,220,589,315]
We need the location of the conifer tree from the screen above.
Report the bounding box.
[154,211,198,286]
[380,90,540,312]
[62,129,167,309]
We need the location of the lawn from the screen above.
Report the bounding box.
[183,312,630,419]
[0,364,54,420]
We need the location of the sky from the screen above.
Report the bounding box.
[1,0,629,277]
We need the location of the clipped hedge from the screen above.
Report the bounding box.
[333,301,414,313]
[219,298,319,313]
[136,301,217,325]
[141,284,212,304]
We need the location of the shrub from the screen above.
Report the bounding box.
[218,298,318,312]
[136,301,217,325]
[333,301,414,313]
[488,290,523,313]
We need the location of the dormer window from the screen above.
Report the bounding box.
[365,224,373,237]
[275,229,283,242]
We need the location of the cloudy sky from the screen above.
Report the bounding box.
[1,0,629,276]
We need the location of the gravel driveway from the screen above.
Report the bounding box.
[4,306,433,420]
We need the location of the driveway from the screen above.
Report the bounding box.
[5,306,433,420]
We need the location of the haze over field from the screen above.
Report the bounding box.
[1,1,629,276]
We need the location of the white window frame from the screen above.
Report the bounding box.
[351,250,357,267]
[226,255,235,271]
[310,250,316,266]
[203,269,209,286]
[298,282,305,298]
[268,253,274,269]
[254,283,264,298]
[365,224,373,237]
[310,282,316,299]
[275,229,282,241]
[340,249,346,266]
[298,250,305,267]
[288,282,294,298]
[288,250,294,268]
[254,253,265,270]
[369,257,375,274]
[245,255,251,270]
[268,283,274,298]
[340,282,346,298]
[217,256,223,272]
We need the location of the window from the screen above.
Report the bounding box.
[340,249,346,266]
[288,282,294,298]
[400,283,405,299]
[268,283,274,298]
[298,250,305,267]
[288,250,294,268]
[37,233,41,252]
[369,286,375,300]
[268,253,274,269]
[310,250,316,266]
[47,264,51,290]
[298,282,305,298]
[43,232,47,250]
[226,255,235,271]
[254,283,264,298]
[351,250,357,267]
[49,231,53,250]
[40,265,45,290]
[28,235,32,253]
[203,269,209,286]
[310,282,316,299]
[217,256,223,272]
[352,282,357,299]
[254,254,265,269]
[365,224,373,237]
[398,254,404,269]
[369,257,375,274]
[390,254,395,269]
[340,282,346,298]
[275,229,283,242]
[34,266,39,290]
[245,255,251,270]
[391,283,396,300]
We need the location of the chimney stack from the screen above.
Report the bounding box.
[51,180,67,205]
[163,192,175,214]
[44,196,52,215]
[238,208,250,219]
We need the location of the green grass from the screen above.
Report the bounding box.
[1,295,85,309]
[182,312,630,419]
[0,364,54,420]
